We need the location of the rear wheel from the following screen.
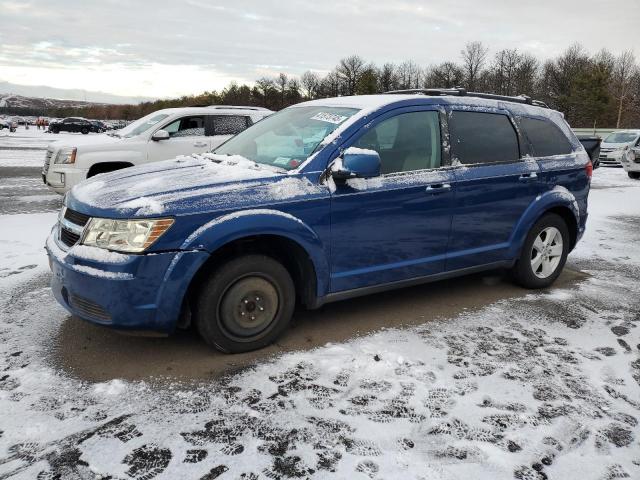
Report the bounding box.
[512,213,569,289]
[195,255,295,353]
[628,172,640,180]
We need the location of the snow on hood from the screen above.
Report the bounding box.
[69,153,324,217]
[601,142,634,149]
[48,133,121,150]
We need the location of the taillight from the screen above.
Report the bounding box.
[585,160,593,179]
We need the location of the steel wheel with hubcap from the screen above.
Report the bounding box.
[195,255,295,353]
[219,276,279,339]
[513,213,569,288]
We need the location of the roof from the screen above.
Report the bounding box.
[156,106,273,116]
[294,94,555,116]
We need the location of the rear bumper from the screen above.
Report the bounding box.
[45,229,209,332]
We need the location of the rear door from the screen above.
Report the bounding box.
[146,115,210,162]
[210,115,251,149]
[446,108,542,271]
[329,107,455,292]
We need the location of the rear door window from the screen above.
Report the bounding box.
[520,117,573,157]
[212,115,249,136]
[449,111,520,165]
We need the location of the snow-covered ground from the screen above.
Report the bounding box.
[0,168,639,479]
[0,128,87,168]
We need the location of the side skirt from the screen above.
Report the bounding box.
[311,260,514,309]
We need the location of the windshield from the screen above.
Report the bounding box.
[604,132,639,144]
[116,112,170,138]
[214,106,359,170]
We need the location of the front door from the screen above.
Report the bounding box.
[146,115,211,162]
[446,108,542,270]
[329,108,454,292]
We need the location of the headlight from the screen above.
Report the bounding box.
[54,147,77,164]
[81,218,174,253]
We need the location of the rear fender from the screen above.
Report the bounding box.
[181,209,329,297]
[508,186,579,258]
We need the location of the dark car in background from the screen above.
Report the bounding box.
[576,135,602,168]
[90,120,108,133]
[49,117,95,134]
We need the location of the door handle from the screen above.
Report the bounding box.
[519,172,538,181]
[193,141,208,148]
[425,183,451,194]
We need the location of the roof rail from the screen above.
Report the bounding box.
[384,87,549,108]
[205,105,271,111]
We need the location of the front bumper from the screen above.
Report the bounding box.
[621,153,640,172]
[45,228,209,332]
[43,165,89,195]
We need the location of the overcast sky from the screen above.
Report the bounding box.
[1,0,639,100]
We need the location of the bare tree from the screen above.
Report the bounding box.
[276,73,288,108]
[300,71,321,99]
[396,60,422,89]
[377,63,398,92]
[461,41,488,91]
[611,50,639,128]
[336,55,366,95]
[425,62,464,88]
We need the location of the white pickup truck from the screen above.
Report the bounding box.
[42,105,272,194]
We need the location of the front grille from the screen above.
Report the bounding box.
[64,208,90,226]
[43,149,53,174]
[60,228,80,247]
[69,294,111,322]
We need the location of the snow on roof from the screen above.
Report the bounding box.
[293,94,420,110]
[293,94,556,115]
[156,106,273,116]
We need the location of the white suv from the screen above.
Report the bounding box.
[42,106,272,194]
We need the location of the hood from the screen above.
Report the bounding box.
[48,133,121,150]
[601,142,634,149]
[67,153,325,217]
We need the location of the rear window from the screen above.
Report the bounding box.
[213,115,249,135]
[520,117,572,157]
[449,111,520,165]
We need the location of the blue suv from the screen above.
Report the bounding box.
[46,89,592,353]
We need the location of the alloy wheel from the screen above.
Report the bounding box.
[530,226,563,279]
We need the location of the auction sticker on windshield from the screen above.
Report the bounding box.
[310,112,349,124]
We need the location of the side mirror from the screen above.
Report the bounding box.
[331,147,381,180]
[151,129,170,141]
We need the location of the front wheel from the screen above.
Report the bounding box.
[81,127,89,134]
[628,172,640,180]
[195,255,295,353]
[512,213,569,289]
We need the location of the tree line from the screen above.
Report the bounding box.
[16,42,640,129]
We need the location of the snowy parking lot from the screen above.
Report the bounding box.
[0,131,639,479]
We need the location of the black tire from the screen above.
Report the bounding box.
[51,127,59,134]
[81,127,89,134]
[195,255,295,353]
[628,172,640,180]
[512,213,570,289]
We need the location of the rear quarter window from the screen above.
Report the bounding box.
[520,117,573,157]
[213,115,249,135]
[448,111,520,165]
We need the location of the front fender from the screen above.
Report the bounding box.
[508,186,580,258]
[181,209,330,298]
[77,149,144,168]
